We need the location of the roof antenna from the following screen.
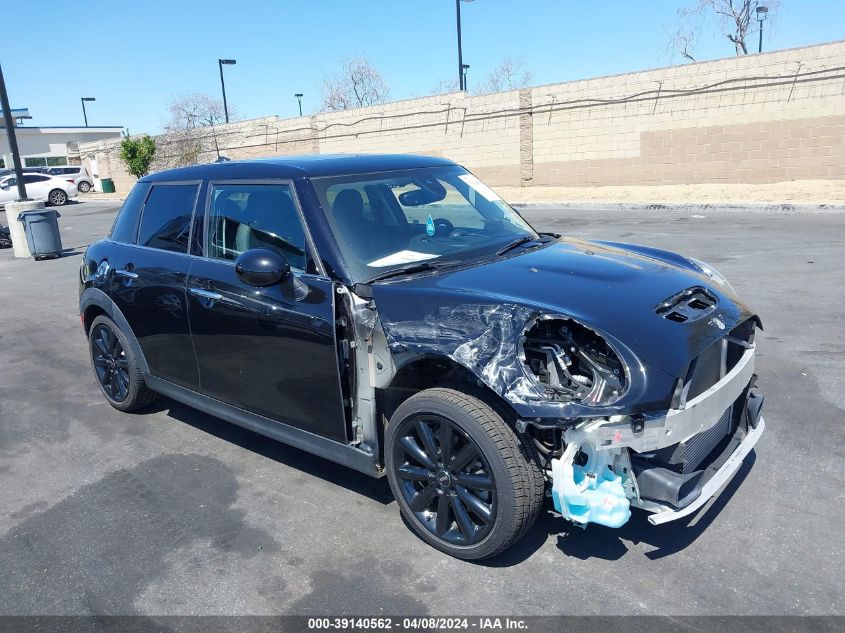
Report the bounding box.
[211,125,230,162]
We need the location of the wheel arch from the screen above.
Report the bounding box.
[379,353,517,429]
[80,287,149,374]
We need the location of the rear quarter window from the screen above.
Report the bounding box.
[109,183,149,244]
[137,183,199,253]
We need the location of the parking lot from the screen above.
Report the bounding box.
[0,199,843,616]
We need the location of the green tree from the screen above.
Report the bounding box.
[118,131,156,178]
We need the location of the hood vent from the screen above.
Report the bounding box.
[656,287,717,323]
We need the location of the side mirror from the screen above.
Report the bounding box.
[234,248,290,287]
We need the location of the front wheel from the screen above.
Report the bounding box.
[385,388,544,560]
[48,189,68,206]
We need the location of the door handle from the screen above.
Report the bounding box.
[115,269,138,280]
[190,287,224,301]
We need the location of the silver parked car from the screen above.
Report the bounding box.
[45,166,94,193]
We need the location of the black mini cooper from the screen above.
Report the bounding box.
[80,155,764,559]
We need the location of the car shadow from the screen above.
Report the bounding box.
[151,397,395,505]
[478,451,757,567]
[143,397,758,565]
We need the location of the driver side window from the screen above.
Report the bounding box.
[206,183,308,272]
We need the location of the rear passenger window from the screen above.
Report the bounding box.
[110,183,149,243]
[137,184,199,253]
[206,183,308,271]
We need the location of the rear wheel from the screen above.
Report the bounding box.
[48,189,67,206]
[88,315,157,412]
[386,388,544,560]
[78,181,92,193]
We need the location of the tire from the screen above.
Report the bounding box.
[88,315,158,412]
[78,181,92,193]
[48,189,68,206]
[385,388,545,560]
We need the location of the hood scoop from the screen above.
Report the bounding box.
[656,287,718,323]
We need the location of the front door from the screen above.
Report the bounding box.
[109,181,202,389]
[187,181,348,442]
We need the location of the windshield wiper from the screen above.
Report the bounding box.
[364,260,460,284]
[496,234,555,256]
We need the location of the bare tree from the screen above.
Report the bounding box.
[160,94,235,168]
[672,0,780,60]
[320,55,390,112]
[476,57,534,94]
[165,93,234,131]
[669,28,698,62]
[430,77,461,95]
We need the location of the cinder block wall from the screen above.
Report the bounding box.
[529,41,845,185]
[78,40,845,192]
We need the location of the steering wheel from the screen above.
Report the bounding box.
[432,218,455,237]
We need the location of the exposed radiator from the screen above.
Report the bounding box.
[681,407,732,474]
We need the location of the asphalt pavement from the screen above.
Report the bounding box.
[0,199,842,615]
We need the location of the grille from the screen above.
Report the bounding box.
[680,407,732,473]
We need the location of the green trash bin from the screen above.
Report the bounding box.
[101,178,115,193]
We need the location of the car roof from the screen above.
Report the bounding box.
[139,154,458,183]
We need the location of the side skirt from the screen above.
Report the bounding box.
[144,374,384,478]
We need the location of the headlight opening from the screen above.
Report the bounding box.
[522,317,627,405]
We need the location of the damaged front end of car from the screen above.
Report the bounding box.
[364,240,765,530]
[531,315,765,528]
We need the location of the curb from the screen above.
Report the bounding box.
[510,201,845,214]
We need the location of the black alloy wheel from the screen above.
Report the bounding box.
[386,388,545,560]
[394,414,496,546]
[87,315,158,412]
[91,323,130,402]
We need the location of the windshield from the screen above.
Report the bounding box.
[312,165,538,283]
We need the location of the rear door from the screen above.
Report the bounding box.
[108,181,203,389]
[186,180,348,441]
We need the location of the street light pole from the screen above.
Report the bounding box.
[81,97,95,127]
[0,62,27,201]
[756,5,768,53]
[455,0,464,90]
[295,93,303,117]
[462,64,470,92]
[218,58,236,123]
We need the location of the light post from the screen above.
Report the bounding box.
[756,5,768,53]
[462,64,470,92]
[455,0,475,91]
[0,63,27,200]
[81,97,95,127]
[218,58,236,123]
[295,93,303,116]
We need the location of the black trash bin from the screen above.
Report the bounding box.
[17,209,63,260]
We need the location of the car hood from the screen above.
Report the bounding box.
[371,238,758,416]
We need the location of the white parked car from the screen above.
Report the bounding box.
[45,166,94,193]
[0,173,78,207]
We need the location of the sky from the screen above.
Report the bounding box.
[3,0,843,134]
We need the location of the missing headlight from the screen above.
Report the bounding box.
[523,318,626,405]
